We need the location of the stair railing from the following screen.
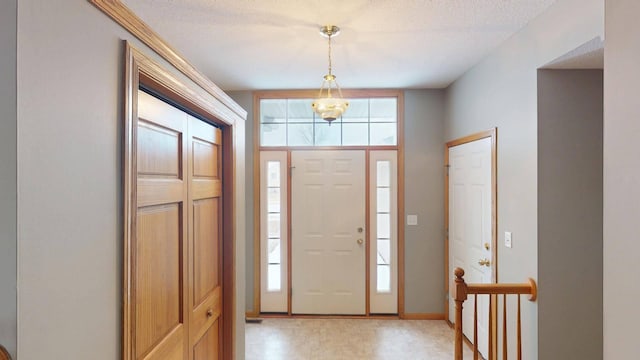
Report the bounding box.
[453,267,537,360]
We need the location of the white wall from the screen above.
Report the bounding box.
[537,69,603,359]
[603,1,640,358]
[0,0,17,358]
[16,0,245,358]
[445,0,603,358]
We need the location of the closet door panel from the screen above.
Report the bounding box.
[135,90,189,360]
[188,115,223,358]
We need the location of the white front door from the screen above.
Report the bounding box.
[449,137,493,357]
[291,150,366,315]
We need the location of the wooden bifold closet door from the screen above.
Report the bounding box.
[135,90,222,360]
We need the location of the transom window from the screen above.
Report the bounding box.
[260,98,398,147]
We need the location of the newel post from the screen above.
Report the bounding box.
[454,267,468,360]
[0,344,11,360]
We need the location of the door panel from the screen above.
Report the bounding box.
[192,139,219,178]
[134,90,223,360]
[193,198,220,305]
[291,150,366,315]
[136,91,189,360]
[142,326,185,360]
[137,121,182,177]
[448,137,492,358]
[193,320,220,360]
[136,204,183,359]
[191,287,222,341]
[188,115,222,358]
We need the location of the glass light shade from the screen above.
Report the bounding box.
[312,96,349,122]
[312,26,349,123]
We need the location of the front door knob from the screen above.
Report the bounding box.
[478,258,491,267]
[357,238,363,245]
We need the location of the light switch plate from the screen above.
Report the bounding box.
[505,231,512,248]
[407,215,418,226]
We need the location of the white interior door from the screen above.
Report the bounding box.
[291,150,366,315]
[448,137,493,357]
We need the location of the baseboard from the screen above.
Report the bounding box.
[247,311,444,320]
[402,313,446,320]
[245,311,260,319]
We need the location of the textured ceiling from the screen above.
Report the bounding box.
[123,0,556,90]
[544,37,604,69]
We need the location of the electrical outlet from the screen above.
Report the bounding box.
[505,231,512,248]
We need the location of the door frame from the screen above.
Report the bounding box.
[444,128,498,323]
[122,42,243,360]
[251,90,405,318]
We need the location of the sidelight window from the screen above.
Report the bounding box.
[266,161,282,291]
[376,161,392,293]
[370,151,398,314]
[260,152,288,312]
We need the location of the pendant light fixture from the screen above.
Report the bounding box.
[311,25,349,123]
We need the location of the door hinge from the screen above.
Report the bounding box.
[445,228,449,238]
[445,164,450,176]
[289,166,296,176]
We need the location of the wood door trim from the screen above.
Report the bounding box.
[251,94,261,317]
[221,124,235,360]
[253,89,404,100]
[252,90,405,317]
[365,150,371,315]
[89,0,246,121]
[259,146,399,151]
[444,128,498,323]
[286,151,293,315]
[124,41,241,360]
[397,91,406,318]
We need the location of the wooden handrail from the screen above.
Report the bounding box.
[465,282,537,299]
[0,344,11,360]
[454,267,537,360]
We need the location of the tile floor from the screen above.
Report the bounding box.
[245,318,473,360]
